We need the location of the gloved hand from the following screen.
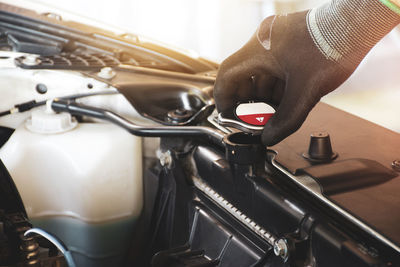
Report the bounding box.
[214,0,400,146]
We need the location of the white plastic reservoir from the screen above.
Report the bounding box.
[0,108,143,267]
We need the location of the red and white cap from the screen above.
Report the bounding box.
[235,102,275,126]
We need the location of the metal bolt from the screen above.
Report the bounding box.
[273,238,289,261]
[156,150,173,169]
[121,33,139,42]
[392,160,400,172]
[97,67,116,79]
[22,55,40,66]
[43,12,62,21]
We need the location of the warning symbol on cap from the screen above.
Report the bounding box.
[235,102,275,126]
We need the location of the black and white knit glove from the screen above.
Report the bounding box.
[214,0,400,146]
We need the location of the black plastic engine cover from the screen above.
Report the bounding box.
[183,102,400,266]
[271,103,400,248]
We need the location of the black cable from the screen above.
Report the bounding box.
[0,110,11,117]
[0,91,119,118]
[15,100,37,112]
[51,99,226,147]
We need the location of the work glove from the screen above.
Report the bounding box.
[214,0,400,146]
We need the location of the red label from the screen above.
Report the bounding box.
[237,113,273,126]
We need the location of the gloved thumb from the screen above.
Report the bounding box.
[261,78,320,146]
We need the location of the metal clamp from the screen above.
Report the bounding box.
[217,113,263,134]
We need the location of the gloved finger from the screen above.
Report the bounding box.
[214,35,273,112]
[214,74,241,115]
[214,64,255,114]
[254,74,277,102]
[270,78,285,106]
[261,77,320,146]
[216,72,275,116]
[236,77,256,101]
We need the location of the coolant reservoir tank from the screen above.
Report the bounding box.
[0,107,143,267]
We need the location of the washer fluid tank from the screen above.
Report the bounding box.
[0,106,143,267]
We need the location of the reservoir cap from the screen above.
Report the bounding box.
[25,100,77,134]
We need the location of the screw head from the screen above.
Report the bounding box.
[156,150,172,169]
[23,55,40,66]
[392,160,400,172]
[97,67,116,79]
[273,238,289,261]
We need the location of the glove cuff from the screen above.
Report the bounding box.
[307,0,400,70]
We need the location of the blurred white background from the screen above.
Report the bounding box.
[16,0,326,61]
[3,0,400,132]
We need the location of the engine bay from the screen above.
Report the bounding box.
[0,2,399,267]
